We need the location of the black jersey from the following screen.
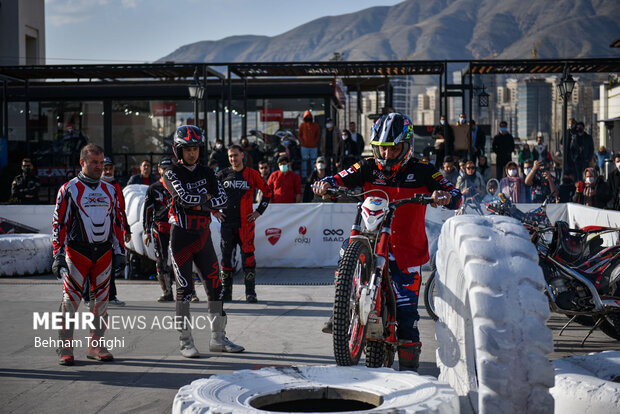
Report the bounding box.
[217,167,271,224]
[143,178,172,235]
[163,164,227,231]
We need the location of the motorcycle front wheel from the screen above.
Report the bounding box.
[333,240,372,366]
[424,270,439,322]
[600,312,620,340]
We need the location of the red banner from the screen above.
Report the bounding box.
[152,103,176,117]
[280,118,298,130]
[260,108,283,122]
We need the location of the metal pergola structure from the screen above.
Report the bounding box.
[2,58,620,147]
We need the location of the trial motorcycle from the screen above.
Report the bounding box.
[323,186,435,367]
[485,195,620,343]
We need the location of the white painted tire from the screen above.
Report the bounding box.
[435,215,554,414]
[173,365,459,413]
[123,184,156,261]
[0,234,53,276]
[551,351,620,414]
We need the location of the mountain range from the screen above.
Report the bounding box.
[158,0,620,63]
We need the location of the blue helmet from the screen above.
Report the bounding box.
[370,113,414,175]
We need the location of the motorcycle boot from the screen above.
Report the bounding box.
[321,314,334,334]
[208,301,244,353]
[156,270,174,302]
[57,299,76,365]
[177,300,199,358]
[87,314,113,361]
[244,269,257,303]
[179,329,200,358]
[397,341,421,372]
[220,270,233,301]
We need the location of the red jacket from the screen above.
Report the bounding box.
[298,110,320,148]
[268,170,301,203]
[331,158,461,268]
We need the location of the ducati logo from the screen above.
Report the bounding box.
[265,228,282,245]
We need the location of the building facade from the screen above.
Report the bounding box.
[0,0,45,65]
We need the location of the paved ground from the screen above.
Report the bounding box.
[0,268,618,414]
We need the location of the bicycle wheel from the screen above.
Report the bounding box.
[333,240,372,366]
[424,270,439,322]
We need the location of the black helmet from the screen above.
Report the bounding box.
[370,113,414,175]
[173,125,204,162]
[158,158,173,168]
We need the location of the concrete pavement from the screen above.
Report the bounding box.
[0,268,617,414]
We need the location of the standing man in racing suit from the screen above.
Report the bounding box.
[213,145,272,303]
[143,158,174,302]
[52,144,127,365]
[314,113,461,372]
[163,125,244,358]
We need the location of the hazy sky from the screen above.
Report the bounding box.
[45,0,404,64]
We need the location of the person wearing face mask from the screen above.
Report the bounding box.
[267,155,302,203]
[524,159,558,203]
[499,161,526,203]
[492,121,515,180]
[298,110,320,179]
[573,167,610,208]
[305,156,334,203]
[518,143,534,174]
[608,153,620,210]
[320,117,340,174]
[522,159,533,203]
[453,113,471,160]
[11,158,40,204]
[335,129,360,170]
[567,122,594,178]
[209,138,230,170]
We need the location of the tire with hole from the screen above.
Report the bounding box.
[551,351,620,414]
[333,240,371,366]
[173,365,460,413]
[0,234,53,276]
[435,215,555,414]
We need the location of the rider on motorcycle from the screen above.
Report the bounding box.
[313,113,462,371]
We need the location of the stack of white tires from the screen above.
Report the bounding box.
[434,215,555,414]
[0,234,53,276]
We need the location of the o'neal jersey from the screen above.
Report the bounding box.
[328,158,462,268]
[163,164,227,232]
[217,167,272,224]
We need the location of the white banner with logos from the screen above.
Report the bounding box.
[2,202,618,269]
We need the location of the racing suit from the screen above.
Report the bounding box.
[143,178,173,298]
[324,158,461,369]
[52,172,127,358]
[164,162,243,354]
[216,166,272,300]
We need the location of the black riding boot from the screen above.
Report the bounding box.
[398,341,421,372]
[220,270,233,301]
[244,269,257,303]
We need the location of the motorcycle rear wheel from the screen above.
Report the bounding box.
[333,240,372,366]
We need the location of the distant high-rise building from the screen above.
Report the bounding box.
[0,0,46,65]
[516,78,552,140]
[495,78,518,136]
[415,87,439,126]
[391,76,414,117]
